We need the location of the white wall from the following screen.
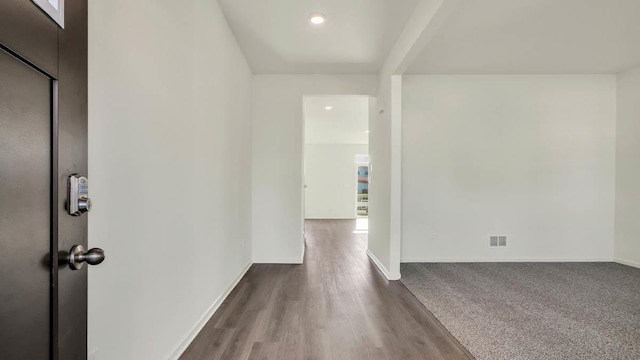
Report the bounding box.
[615,66,640,268]
[402,75,616,262]
[304,144,368,219]
[88,1,253,359]
[368,76,402,280]
[252,75,377,263]
[370,0,463,281]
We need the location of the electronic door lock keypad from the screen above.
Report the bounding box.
[68,174,92,216]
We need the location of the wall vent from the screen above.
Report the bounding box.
[490,236,498,247]
[498,236,507,247]
[490,235,507,247]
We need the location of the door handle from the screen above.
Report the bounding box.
[68,245,105,270]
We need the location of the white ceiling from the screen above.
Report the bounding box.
[304,96,369,144]
[407,0,640,74]
[217,0,420,74]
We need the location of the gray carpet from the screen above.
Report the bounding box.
[400,263,640,360]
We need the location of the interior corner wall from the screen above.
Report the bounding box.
[304,144,369,219]
[252,75,377,264]
[401,75,616,263]
[88,1,253,359]
[615,66,640,268]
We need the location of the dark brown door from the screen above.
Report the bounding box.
[0,1,89,359]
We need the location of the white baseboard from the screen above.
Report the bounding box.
[367,249,400,280]
[615,257,640,269]
[169,261,252,360]
[401,257,614,263]
[253,257,304,264]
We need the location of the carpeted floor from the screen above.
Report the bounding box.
[400,262,640,360]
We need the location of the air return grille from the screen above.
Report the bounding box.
[490,235,507,247]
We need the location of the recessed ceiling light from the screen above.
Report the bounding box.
[365,130,370,133]
[310,14,326,25]
[324,106,333,110]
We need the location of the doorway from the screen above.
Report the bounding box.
[303,95,370,234]
[355,156,370,233]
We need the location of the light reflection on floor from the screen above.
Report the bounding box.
[353,217,368,234]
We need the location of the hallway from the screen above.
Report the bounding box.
[180,220,473,360]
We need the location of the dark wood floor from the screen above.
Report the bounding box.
[180,219,473,360]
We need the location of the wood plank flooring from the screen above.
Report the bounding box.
[180,219,473,360]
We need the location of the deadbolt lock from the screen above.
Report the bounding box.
[68,174,92,216]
